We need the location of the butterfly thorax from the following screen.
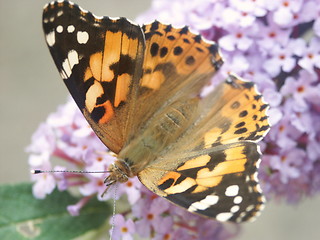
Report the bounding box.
[112,99,199,178]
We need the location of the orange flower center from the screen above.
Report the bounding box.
[297,86,305,93]
[269,32,276,38]
[97,179,104,186]
[236,32,243,38]
[283,1,289,7]
[163,233,171,240]
[126,181,133,187]
[279,125,285,132]
[147,213,154,220]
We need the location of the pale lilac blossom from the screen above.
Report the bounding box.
[297,37,320,74]
[111,214,135,240]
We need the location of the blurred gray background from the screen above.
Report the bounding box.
[0,0,319,239]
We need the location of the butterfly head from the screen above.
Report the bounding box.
[105,160,133,185]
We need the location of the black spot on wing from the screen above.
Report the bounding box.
[158,178,175,191]
[185,56,195,65]
[150,42,159,57]
[173,46,183,56]
[239,110,248,117]
[91,106,105,123]
[160,47,168,57]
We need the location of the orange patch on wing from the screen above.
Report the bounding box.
[85,81,103,112]
[121,34,138,59]
[158,172,181,186]
[198,158,246,179]
[102,31,121,82]
[89,52,103,81]
[164,178,196,195]
[224,145,246,161]
[158,172,197,194]
[140,71,165,90]
[204,128,222,148]
[177,155,211,171]
[98,100,114,124]
[114,73,131,107]
[197,175,222,188]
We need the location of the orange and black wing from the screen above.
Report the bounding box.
[138,75,270,222]
[129,22,223,136]
[43,1,145,153]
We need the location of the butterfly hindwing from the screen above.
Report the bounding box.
[138,137,265,222]
[43,1,145,153]
[201,75,270,147]
[138,75,269,222]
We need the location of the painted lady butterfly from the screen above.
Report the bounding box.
[42,1,270,222]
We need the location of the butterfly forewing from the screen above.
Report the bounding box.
[43,1,145,153]
[130,22,223,137]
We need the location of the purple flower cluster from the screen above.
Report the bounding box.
[28,0,320,239]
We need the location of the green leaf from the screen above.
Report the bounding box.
[0,183,112,240]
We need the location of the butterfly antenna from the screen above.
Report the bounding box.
[31,169,111,174]
[109,184,117,240]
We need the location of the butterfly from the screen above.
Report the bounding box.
[42,1,270,223]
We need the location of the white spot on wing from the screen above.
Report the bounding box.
[61,50,79,79]
[56,25,63,33]
[68,50,79,70]
[60,70,67,80]
[188,195,219,212]
[109,16,120,21]
[126,18,139,26]
[188,202,206,211]
[233,196,243,204]
[230,205,240,213]
[256,183,262,193]
[225,185,239,197]
[239,212,246,218]
[79,6,88,13]
[202,195,219,205]
[46,31,55,47]
[92,13,103,20]
[67,25,75,33]
[62,60,71,78]
[246,205,254,212]
[77,31,89,44]
[57,11,63,17]
[216,212,233,222]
